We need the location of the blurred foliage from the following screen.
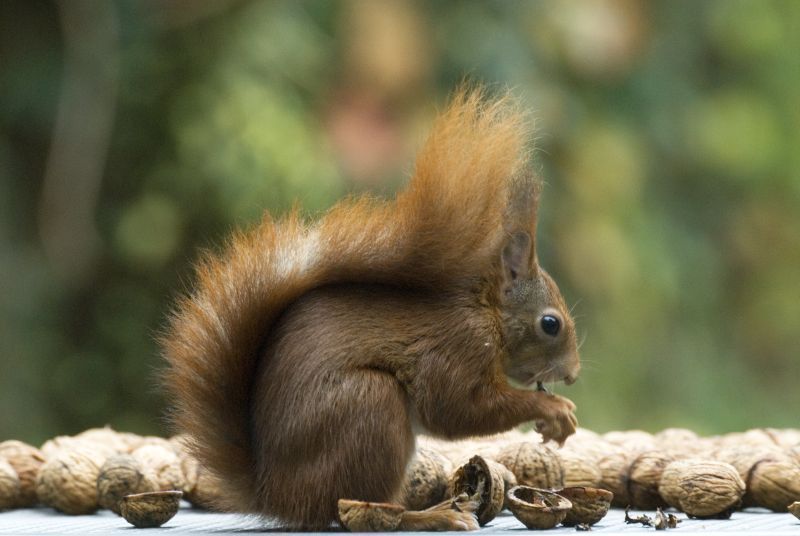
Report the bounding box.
[1,0,798,445]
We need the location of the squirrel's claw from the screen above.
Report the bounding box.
[531,392,578,445]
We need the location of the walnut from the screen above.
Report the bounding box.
[0,458,21,511]
[132,445,184,491]
[0,440,46,507]
[40,436,116,466]
[654,428,710,457]
[627,450,674,509]
[401,447,452,511]
[747,458,800,512]
[97,454,155,514]
[557,448,601,488]
[168,434,192,456]
[788,445,800,466]
[595,448,633,507]
[602,430,656,451]
[179,454,224,509]
[135,436,176,452]
[495,441,563,490]
[768,429,800,448]
[658,459,745,518]
[417,432,516,467]
[562,429,608,461]
[120,490,182,528]
[715,430,776,449]
[713,444,798,510]
[654,427,698,444]
[36,449,102,514]
[75,426,131,454]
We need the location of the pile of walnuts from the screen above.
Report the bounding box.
[1,425,799,529]
[0,427,221,518]
[412,426,800,520]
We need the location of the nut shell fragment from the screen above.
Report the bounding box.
[506,486,572,530]
[557,486,613,527]
[337,499,404,532]
[788,501,800,519]
[120,490,182,528]
[658,460,744,518]
[0,440,45,506]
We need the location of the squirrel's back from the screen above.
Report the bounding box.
[161,87,536,517]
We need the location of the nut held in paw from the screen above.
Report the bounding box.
[120,490,182,528]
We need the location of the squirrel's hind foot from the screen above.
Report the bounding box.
[398,496,480,531]
[399,509,479,531]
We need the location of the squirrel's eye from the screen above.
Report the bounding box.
[540,315,560,337]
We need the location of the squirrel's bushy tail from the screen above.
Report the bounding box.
[161,87,537,513]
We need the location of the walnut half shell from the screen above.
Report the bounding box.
[120,490,182,528]
[557,486,613,526]
[506,486,572,530]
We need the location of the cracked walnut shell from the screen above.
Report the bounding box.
[447,455,509,526]
[120,490,182,528]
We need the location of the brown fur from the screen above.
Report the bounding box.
[161,87,580,529]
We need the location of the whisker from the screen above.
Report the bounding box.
[577,331,588,351]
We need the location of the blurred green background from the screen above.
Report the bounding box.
[1,0,798,445]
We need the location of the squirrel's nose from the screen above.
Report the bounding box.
[563,361,581,385]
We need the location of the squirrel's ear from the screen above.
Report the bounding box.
[501,231,532,284]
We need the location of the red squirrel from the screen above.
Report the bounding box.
[162,88,580,530]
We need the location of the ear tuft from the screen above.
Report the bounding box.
[502,231,532,282]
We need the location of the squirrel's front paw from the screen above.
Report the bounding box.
[531,392,577,446]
